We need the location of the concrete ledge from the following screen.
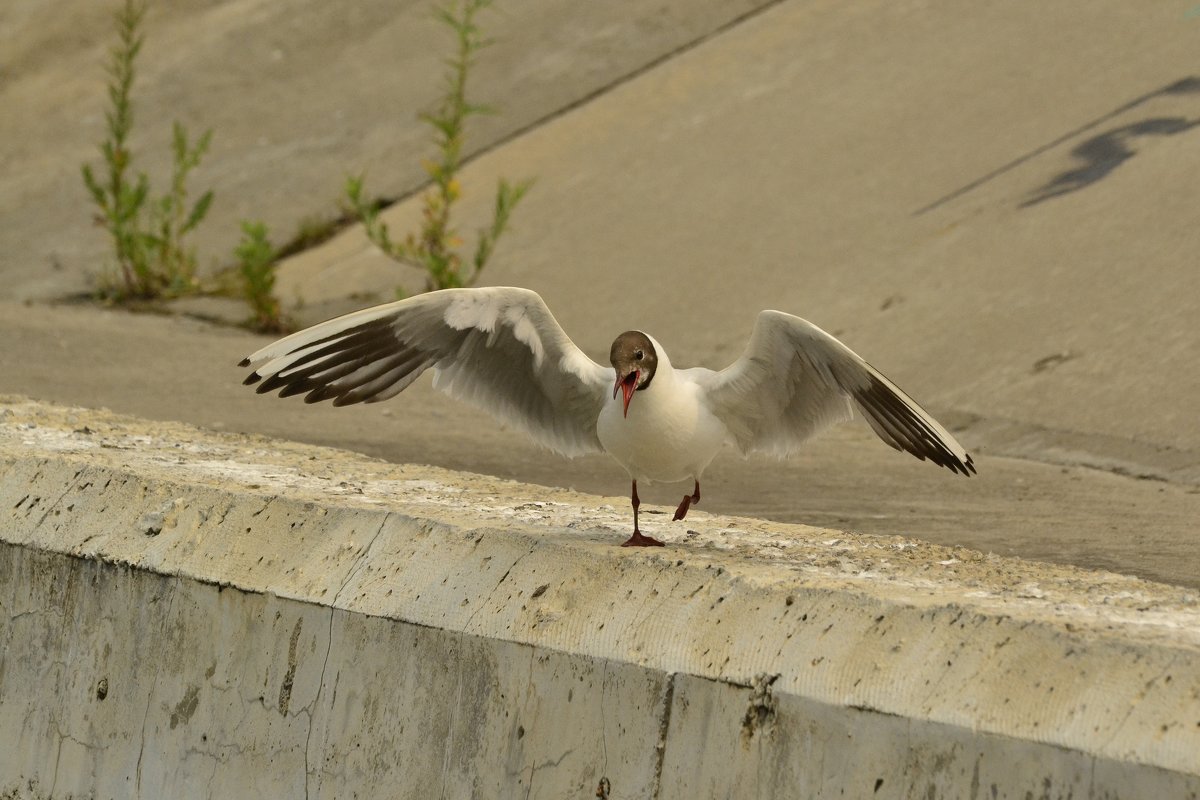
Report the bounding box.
[2,397,1199,798]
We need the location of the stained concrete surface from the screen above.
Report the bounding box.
[2,0,1198,592]
[2,401,1199,797]
[1,547,667,798]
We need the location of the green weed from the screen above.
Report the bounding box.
[234,221,288,333]
[346,0,533,294]
[81,0,213,302]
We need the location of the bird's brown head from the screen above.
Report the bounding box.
[609,331,657,417]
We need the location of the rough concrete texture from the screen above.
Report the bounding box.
[5,0,1198,593]
[3,399,1199,798]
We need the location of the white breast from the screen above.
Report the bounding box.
[596,368,728,483]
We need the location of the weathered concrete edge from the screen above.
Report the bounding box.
[3,398,1199,777]
[14,544,1195,799]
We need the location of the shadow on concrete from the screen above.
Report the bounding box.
[915,76,1200,215]
[1020,116,1200,206]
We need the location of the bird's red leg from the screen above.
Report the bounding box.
[672,480,701,522]
[621,480,664,547]
[632,480,639,527]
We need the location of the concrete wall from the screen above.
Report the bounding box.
[3,397,1199,798]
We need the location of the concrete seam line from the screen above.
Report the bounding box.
[366,0,791,212]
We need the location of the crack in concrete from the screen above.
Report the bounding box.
[134,687,153,797]
[524,748,577,799]
[53,723,101,753]
[298,514,392,796]
[205,757,218,798]
[182,737,251,760]
[304,606,337,800]
[46,732,63,799]
[463,542,539,635]
[134,577,179,798]
[332,513,391,608]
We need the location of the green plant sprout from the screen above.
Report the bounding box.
[346,0,533,294]
[82,0,213,301]
[234,221,287,333]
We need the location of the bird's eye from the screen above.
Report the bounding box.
[635,350,644,360]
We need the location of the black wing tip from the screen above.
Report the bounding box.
[935,451,976,476]
[937,451,976,477]
[237,357,251,367]
[243,372,263,386]
[858,375,977,477]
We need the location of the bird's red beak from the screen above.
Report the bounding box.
[613,370,640,418]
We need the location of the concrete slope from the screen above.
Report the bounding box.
[0,0,775,299]
[2,400,1199,798]
[280,0,1200,462]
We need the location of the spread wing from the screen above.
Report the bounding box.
[240,287,611,457]
[699,310,975,474]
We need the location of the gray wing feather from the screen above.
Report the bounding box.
[240,287,611,457]
[699,310,975,474]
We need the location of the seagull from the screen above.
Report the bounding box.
[240,287,974,547]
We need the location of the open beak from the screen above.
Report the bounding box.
[613,370,640,418]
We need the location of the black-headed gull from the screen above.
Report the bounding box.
[240,287,974,546]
